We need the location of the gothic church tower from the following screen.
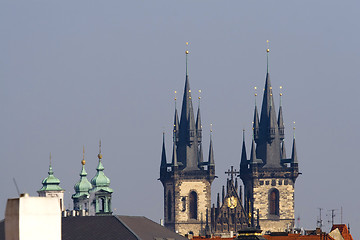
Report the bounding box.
[240,48,299,232]
[159,49,215,236]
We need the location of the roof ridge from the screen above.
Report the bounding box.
[114,215,141,240]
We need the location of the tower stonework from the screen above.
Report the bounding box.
[240,55,299,233]
[160,53,215,236]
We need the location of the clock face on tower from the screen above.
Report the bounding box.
[227,196,237,209]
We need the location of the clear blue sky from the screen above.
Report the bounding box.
[1,0,359,238]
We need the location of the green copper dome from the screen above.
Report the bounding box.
[39,164,64,192]
[72,164,92,199]
[90,155,113,193]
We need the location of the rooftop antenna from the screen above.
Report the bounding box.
[13,178,20,196]
[317,208,323,229]
[341,206,343,224]
[328,209,337,226]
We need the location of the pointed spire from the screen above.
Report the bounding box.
[173,91,179,142]
[185,42,189,76]
[171,140,178,167]
[239,185,243,204]
[281,141,287,159]
[250,138,256,163]
[196,90,202,142]
[235,178,238,191]
[222,185,225,204]
[240,129,248,167]
[198,142,204,165]
[253,105,260,140]
[39,153,63,192]
[161,132,167,169]
[291,137,298,164]
[208,129,215,166]
[217,193,220,209]
[278,86,285,140]
[72,147,92,199]
[91,141,113,193]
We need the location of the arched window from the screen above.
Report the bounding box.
[167,191,172,221]
[269,189,279,215]
[189,191,198,219]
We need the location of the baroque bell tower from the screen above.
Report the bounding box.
[159,46,215,236]
[240,45,299,232]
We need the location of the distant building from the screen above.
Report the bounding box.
[72,143,113,216]
[4,193,61,240]
[240,49,299,232]
[211,167,249,236]
[159,50,215,236]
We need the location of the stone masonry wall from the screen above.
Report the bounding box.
[253,178,295,232]
[174,179,211,236]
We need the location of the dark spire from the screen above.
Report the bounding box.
[196,95,202,143]
[208,133,215,166]
[177,49,199,170]
[278,106,285,141]
[198,143,204,167]
[240,130,248,167]
[250,138,257,164]
[239,185,243,204]
[253,105,260,140]
[222,185,225,204]
[256,67,281,167]
[161,133,167,169]
[172,141,178,167]
[235,178,238,191]
[291,137,298,164]
[173,107,179,142]
[217,193,220,210]
[281,141,287,159]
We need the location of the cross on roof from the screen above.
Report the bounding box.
[225,166,239,180]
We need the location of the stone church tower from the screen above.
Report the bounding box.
[240,49,299,232]
[159,50,215,236]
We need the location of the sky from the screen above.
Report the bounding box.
[1,0,360,238]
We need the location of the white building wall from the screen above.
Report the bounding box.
[5,193,61,240]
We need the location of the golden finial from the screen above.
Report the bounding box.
[82,145,86,165]
[198,90,201,100]
[98,139,102,160]
[266,40,270,53]
[174,90,177,101]
[279,86,283,96]
[254,87,257,96]
[210,123,213,133]
[185,42,189,54]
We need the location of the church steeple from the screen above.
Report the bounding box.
[160,132,167,173]
[38,153,65,211]
[91,140,113,193]
[240,130,248,167]
[177,49,199,170]
[39,153,63,192]
[208,131,215,167]
[255,47,282,167]
[159,46,215,235]
[72,147,92,202]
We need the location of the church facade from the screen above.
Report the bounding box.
[160,47,299,236]
[240,49,299,232]
[159,50,216,236]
